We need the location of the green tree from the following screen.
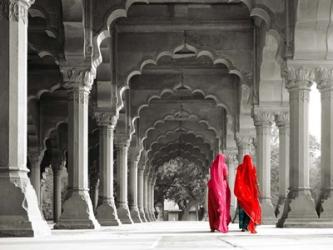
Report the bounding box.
[155,157,207,220]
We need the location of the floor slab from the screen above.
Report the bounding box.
[0,222,333,250]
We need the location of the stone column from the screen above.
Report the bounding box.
[29,153,42,206]
[115,135,133,224]
[95,113,120,226]
[53,159,66,223]
[138,167,147,222]
[0,0,50,237]
[150,176,156,221]
[277,64,318,227]
[275,112,290,217]
[235,133,253,163]
[55,71,100,229]
[316,67,333,221]
[253,109,276,224]
[128,157,142,223]
[147,175,153,221]
[225,149,238,218]
[144,171,151,221]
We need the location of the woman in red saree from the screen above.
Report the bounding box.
[207,154,231,233]
[234,154,261,233]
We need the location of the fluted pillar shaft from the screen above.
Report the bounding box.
[225,149,238,217]
[115,136,133,224]
[138,168,147,221]
[278,64,317,227]
[0,0,50,236]
[29,154,42,206]
[275,112,290,217]
[55,73,99,229]
[253,109,276,224]
[316,67,333,220]
[95,114,120,226]
[144,172,150,221]
[129,158,141,223]
[53,161,66,223]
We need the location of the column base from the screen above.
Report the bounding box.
[319,194,333,222]
[277,190,318,228]
[139,209,147,222]
[130,207,142,223]
[117,204,133,224]
[150,211,156,221]
[274,196,286,218]
[0,174,50,237]
[144,210,151,222]
[54,190,100,229]
[96,200,121,226]
[260,198,277,224]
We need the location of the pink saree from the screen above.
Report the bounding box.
[207,154,231,233]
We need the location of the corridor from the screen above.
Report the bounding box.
[0,221,332,250]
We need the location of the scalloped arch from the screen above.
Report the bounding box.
[147,128,212,153]
[92,0,254,71]
[132,84,233,130]
[149,141,210,164]
[141,115,218,148]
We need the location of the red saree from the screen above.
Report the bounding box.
[207,154,231,233]
[234,155,261,233]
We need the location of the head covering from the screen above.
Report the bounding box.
[207,154,231,233]
[234,154,261,233]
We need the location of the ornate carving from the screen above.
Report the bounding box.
[253,109,274,126]
[61,67,95,90]
[282,64,314,89]
[114,133,131,147]
[164,105,196,121]
[275,112,290,127]
[224,149,238,166]
[95,112,118,128]
[315,67,333,90]
[289,89,310,103]
[235,133,254,148]
[0,0,33,24]
[71,85,90,105]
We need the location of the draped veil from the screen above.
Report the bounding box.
[234,154,261,233]
[207,154,231,233]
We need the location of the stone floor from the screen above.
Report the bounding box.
[1,221,333,250]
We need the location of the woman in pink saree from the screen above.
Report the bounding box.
[207,154,231,233]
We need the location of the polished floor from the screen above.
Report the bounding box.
[0,221,333,250]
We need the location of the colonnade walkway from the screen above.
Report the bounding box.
[1,221,332,250]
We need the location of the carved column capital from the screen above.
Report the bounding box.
[282,64,314,90]
[60,65,95,91]
[114,133,130,147]
[275,111,290,128]
[95,112,118,128]
[235,133,254,147]
[315,67,333,91]
[28,150,42,166]
[224,149,238,165]
[253,109,274,127]
[0,0,34,24]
